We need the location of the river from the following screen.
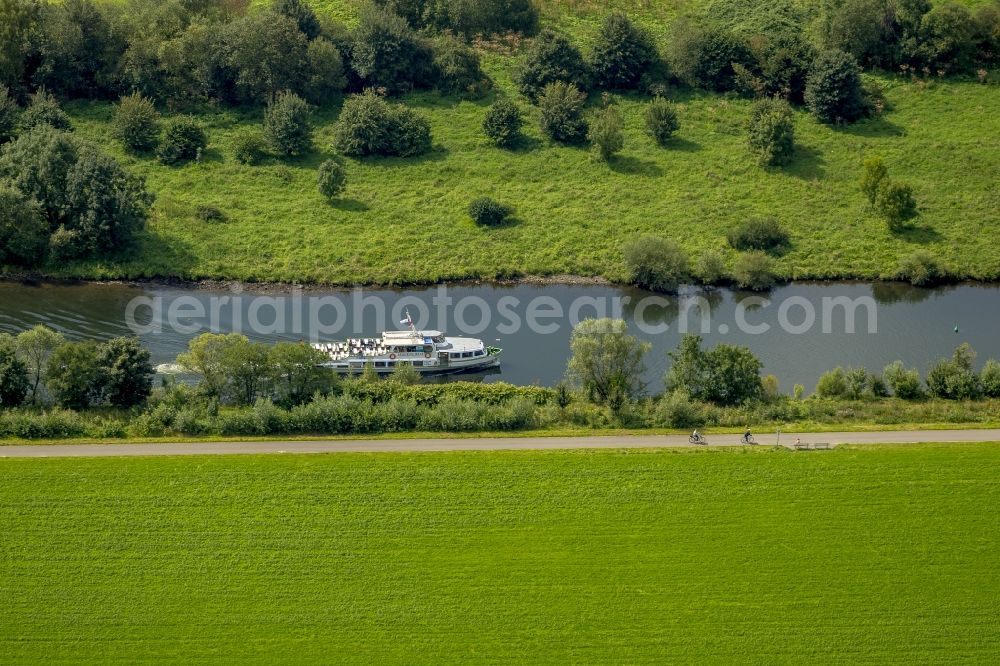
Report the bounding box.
[1,280,997,393]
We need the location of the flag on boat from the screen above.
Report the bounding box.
[399,318,409,325]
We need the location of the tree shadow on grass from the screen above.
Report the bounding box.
[508,135,544,153]
[666,137,701,152]
[833,115,906,138]
[895,222,941,244]
[609,155,663,176]
[329,198,369,213]
[129,228,200,277]
[785,144,826,180]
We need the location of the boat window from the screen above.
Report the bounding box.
[433,334,446,343]
[375,361,387,368]
[461,352,471,358]
[413,361,423,367]
[450,352,460,359]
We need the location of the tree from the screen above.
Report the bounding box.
[231,128,264,165]
[0,127,152,257]
[46,340,104,409]
[19,89,71,132]
[875,181,918,231]
[565,318,649,404]
[157,116,207,165]
[317,159,346,201]
[805,49,867,124]
[350,4,434,93]
[747,97,795,167]
[433,34,489,97]
[269,342,332,406]
[588,104,624,161]
[482,98,523,149]
[0,0,39,94]
[537,81,588,144]
[669,20,753,91]
[819,0,928,69]
[664,335,763,406]
[513,29,590,100]
[0,85,17,143]
[177,332,244,399]
[895,250,943,286]
[860,155,888,204]
[622,235,689,293]
[589,12,657,90]
[0,334,29,408]
[303,38,347,104]
[333,89,431,157]
[980,359,1000,398]
[220,13,310,103]
[468,197,511,226]
[62,144,154,256]
[111,92,160,153]
[221,337,274,406]
[914,2,977,73]
[815,366,848,397]
[0,183,48,266]
[96,337,153,408]
[31,0,118,98]
[644,97,679,146]
[272,0,321,40]
[926,343,980,400]
[882,360,924,399]
[14,325,64,404]
[264,90,312,157]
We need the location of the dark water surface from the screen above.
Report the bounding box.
[1,280,998,393]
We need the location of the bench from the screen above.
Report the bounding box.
[793,442,810,450]
[814,442,831,450]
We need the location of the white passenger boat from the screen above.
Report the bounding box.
[313,311,501,375]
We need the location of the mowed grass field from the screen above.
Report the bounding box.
[2,443,1000,663]
[46,0,999,285]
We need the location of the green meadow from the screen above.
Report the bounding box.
[48,0,999,286]
[3,443,1000,663]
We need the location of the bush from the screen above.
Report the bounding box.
[264,91,312,157]
[97,337,154,408]
[0,337,29,408]
[589,12,657,90]
[895,250,943,286]
[883,360,925,399]
[747,97,795,167]
[19,89,71,133]
[694,250,728,285]
[380,0,539,38]
[468,197,511,226]
[0,86,19,143]
[654,390,705,428]
[272,0,321,40]
[805,49,867,124]
[231,128,264,165]
[644,97,679,146]
[195,205,225,223]
[915,2,978,73]
[333,90,432,158]
[665,334,763,406]
[588,104,624,161]
[432,35,489,97]
[0,184,48,266]
[111,93,160,153]
[860,155,888,204]
[157,116,207,165]
[732,251,778,291]
[726,217,790,253]
[875,180,918,231]
[538,81,588,144]
[317,160,347,201]
[622,235,689,293]
[482,98,524,149]
[514,29,590,100]
[669,20,753,91]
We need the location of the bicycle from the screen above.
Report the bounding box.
[689,433,707,445]
[741,434,757,445]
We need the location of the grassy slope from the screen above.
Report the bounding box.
[51,0,1000,285]
[2,443,1000,663]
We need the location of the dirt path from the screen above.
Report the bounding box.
[2,429,1000,458]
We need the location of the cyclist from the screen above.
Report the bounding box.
[692,429,701,443]
[742,426,753,444]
